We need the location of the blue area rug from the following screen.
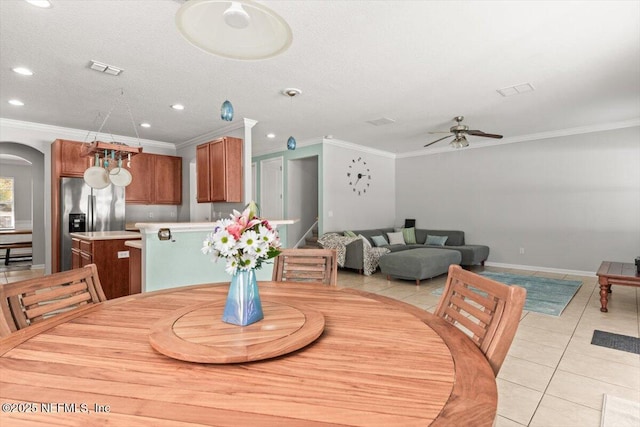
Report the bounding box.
[432,271,582,316]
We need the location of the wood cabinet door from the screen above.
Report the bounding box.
[126,153,154,204]
[209,140,227,202]
[196,143,211,203]
[59,140,90,177]
[71,249,81,269]
[154,155,182,204]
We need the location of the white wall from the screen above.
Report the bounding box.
[287,156,318,247]
[323,141,396,232]
[395,126,640,273]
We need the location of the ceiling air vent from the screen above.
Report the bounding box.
[89,60,123,76]
[497,83,535,97]
[366,117,396,126]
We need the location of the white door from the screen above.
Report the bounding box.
[260,157,283,220]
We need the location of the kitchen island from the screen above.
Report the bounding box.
[135,221,297,293]
[70,231,141,299]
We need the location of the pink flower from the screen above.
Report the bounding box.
[226,222,244,240]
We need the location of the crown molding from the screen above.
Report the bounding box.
[396,118,640,159]
[251,137,324,157]
[0,118,175,149]
[322,138,396,159]
[174,120,245,150]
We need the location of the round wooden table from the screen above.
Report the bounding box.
[0,282,497,426]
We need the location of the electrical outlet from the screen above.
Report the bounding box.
[519,247,525,255]
[148,212,154,219]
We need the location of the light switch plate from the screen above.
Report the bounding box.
[118,251,130,259]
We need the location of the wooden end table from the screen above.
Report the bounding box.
[596,261,640,312]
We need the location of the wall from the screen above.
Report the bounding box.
[395,126,640,273]
[287,156,318,247]
[322,140,396,232]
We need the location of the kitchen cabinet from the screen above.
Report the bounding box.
[196,136,242,203]
[53,139,91,178]
[126,153,182,205]
[70,234,140,300]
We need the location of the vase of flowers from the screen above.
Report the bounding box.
[202,201,281,326]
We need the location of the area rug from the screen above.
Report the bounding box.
[591,330,640,355]
[431,272,582,316]
[601,394,640,427]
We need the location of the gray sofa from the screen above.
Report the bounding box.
[340,227,489,273]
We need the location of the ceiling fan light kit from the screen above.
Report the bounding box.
[175,0,293,60]
[424,116,503,149]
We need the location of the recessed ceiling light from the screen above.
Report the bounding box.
[140,123,151,128]
[9,99,25,106]
[25,0,52,8]
[171,104,185,110]
[12,67,33,76]
[266,133,276,139]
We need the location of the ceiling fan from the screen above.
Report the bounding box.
[424,116,503,148]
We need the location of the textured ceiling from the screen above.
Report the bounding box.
[1,1,638,155]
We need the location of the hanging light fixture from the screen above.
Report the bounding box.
[175,0,293,60]
[450,135,469,149]
[282,88,301,151]
[221,99,234,121]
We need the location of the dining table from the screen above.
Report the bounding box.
[0,281,497,426]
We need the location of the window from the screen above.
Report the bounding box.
[0,177,15,229]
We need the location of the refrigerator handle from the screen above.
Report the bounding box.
[88,194,94,232]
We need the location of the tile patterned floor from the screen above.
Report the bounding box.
[2,264,638,426]
[336,265,640,427]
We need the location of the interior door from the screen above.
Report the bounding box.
[260,157,283,220]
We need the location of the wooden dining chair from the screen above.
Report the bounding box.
[0,264,107,337]
[434,265,526,376]
[272,248,338,286]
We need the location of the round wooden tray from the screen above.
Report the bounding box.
[148,299,325,364]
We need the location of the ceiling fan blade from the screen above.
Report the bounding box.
[427,131,450,134]
[467,130,503,139]
[424,135,453,147]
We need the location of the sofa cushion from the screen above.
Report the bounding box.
[344,230,357,237]
[415,229,465,246]
[371,235,389,247]
[402,227,417,244]
[425,234,448,246]
[387,231,405,245]
[358,234,372,250]
[351,228,395,246]
[379,248,461,282]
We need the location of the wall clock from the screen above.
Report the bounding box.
[347,156,371,196]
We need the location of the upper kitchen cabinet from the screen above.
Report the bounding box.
[52,139,91,177]
[127,153,182,205]
[196,137,242,203]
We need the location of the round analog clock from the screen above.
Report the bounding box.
[347,156,371,196]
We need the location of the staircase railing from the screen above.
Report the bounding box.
[294,219,319,249]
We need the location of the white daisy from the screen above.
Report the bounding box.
[238,230,259,251]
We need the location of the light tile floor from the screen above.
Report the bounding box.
[2,264,638,426]
[336,265,640,427]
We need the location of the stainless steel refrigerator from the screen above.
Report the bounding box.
[60,177,125,271]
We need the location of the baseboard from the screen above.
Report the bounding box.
[484,261,595,277]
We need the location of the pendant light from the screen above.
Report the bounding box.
[221,99,234,121]
[282,88,301,151]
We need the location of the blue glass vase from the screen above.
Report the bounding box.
[222,269,264,326]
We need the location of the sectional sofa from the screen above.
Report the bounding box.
[339,227,490,283]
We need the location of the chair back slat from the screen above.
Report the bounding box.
[435,265,526,376]
[0,264,106,337]
[272,249,338,286]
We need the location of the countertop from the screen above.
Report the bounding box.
[124,240,142,249]
[70,231,142,241]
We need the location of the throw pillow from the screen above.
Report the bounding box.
[425,234,448,246]
[387,231,405,245]
[358,234,372,250]
[402,227,417,244]
[371,235,388,247]
[344,230,356,237]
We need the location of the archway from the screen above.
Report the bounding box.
[0,142,45,268]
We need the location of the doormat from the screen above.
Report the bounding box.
[601,394,640,427]
[432,271,582,316]
[591,330,640,355]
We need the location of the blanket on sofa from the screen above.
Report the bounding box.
[318,233,389,276]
